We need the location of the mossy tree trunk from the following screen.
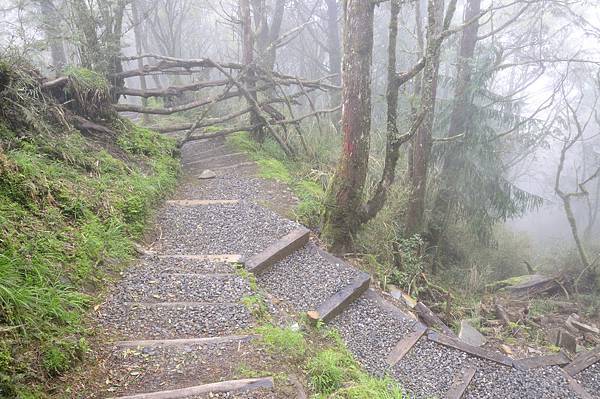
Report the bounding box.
[321,0,375,254]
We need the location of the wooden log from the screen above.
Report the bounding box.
[445,367,476,399]
[560,369,594,399]
[415,301,456,337]
[386,324,427,366]
[165,200,239,206]
[108,377,274,399]
[243,227,310,274]
[564,346,600,376]
[427,330,513,367]
[114,334,255,348]
[513,352,571,370]
[309,272,371,323]
[506,275,560,298]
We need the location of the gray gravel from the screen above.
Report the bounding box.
[154,202,299,256]
[464,365,578,399]
[258,242,361,311]
[329,290,417,376]
[575,362,600,398]
[134,255,236,274]
[183,152,250,172]
[393,337,470,398]
[99,302,253,339]
[111,273,252,303]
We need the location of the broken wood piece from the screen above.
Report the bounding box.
[386,324,427,366]
[564,346,600,376]
[415,301,456,337]
[560,369,594,399]
[495,303,511,326]
[505,274,560,298]
[513,352,571,369]
[445,367,476,399]
[458,320,486,347]
[428,330,513,367]
[310,272,371,323]
[243,227,310,274]
[557,329,578,354]
[569,318,600,335]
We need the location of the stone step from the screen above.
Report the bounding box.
[102,337,272,398]
[108,377,274,399]
[257,242,365,312]
[112,273,252,303]
[98,301,253,340]
[153,201,299,257]
[136,255,239,275]
[328,289,419,377]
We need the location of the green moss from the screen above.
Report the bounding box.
[63,67,109,93]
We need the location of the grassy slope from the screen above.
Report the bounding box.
[0,111,178,396]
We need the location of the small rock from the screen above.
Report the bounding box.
[306,310,320,321]
[198,169,217,179]
[458,320,487,347]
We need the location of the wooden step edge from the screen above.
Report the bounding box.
[212,161,255,172]
[445,367,476,399]
[184,143,225,157]
[242,227,310,274]
[114,334,256,348]
[184,151,246,166]
[513,351,571,370]
[165,199,239,206]
[427,330,513,368]
[107,377,274,399]
[563,345,600,376]
[560,369,594,399]
[156,254,242,263]
[308,272,371,323]
[386,324,428,366]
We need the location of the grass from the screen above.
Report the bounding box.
[0,101,178,395]
[226,132,326,227]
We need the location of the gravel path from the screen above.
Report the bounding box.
[258,242,361,311]
[103,339,263,396]
[98,302,253,339]
[132,255,236,274]
[153,201,299,256]
[329,289,417,376]
[575,362,600,398]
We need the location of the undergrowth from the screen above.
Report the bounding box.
[248,323,407,398]
[0,62,178,396]
[226,132,326,227]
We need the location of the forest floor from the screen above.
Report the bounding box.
[56,135,599,399]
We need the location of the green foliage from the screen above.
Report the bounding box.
[308,349,355,395]
[63,67,112,119]
[0,112,177,392]
[255,325,306,358]
[331,376,406,399]
[241,294,270,322]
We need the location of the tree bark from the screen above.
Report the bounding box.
[321,0,375,253]
[325,0,342,127]
[38,0,67,75]
[405,0,447,237]
[131,0,150,123]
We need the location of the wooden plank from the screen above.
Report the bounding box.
[427,331,513,367]
[166,199,239,206]
[445,367,476,399]
[156,254,242,263]
[560,369,594,399]
[415,301,456,337]
[564,346,600,376]
[243,227,310,274]
[386,324,427,366]
[108,377,274,399]
[114,334,255,348]
[310,272,371,323]
[212,161,255,171]
[513,352,571,370]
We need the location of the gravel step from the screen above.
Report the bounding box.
[574,362,600,398]
[108,377,274,399]
[153,202,299,257]
[111,274,252,303]
[134,256,237,275]
[102,338,271,397]
[114,335,255,348]
[181,138,227,159]
[183,152,249,171]
[99,302,253,340]
[257,242,363,312]
[329,289,418,376]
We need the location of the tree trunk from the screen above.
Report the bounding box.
[39,0,67,75]
[321,0,375,253]
[131,0,150,123]
[428,0,481,251]
[405,0,446,237]
[325,0,342,128]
